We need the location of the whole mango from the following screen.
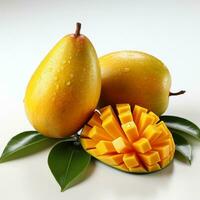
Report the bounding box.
[24,23,101,138]
[99,51,185,115]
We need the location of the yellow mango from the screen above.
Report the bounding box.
[99,51,184,115]
[24,23,101,138]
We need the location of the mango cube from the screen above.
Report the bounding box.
[116,104,131,114]
[128,165,147,173]
[88,111,102,127]
[146,163,161,172]
[115,163,128,171]
[121,122,139,142]
[96,140,116,155]
[133,138,152,153]
[133,105,148,125]
[143,124,162,141]
[88,126,112,141]
[87,148,101,157]
[81,138,98,149]
[118,111,133,124]
[159,156,170,168]
[100,105,116,121]
[81,125,91,138]
[153,145,170,159]
[99,154,123,166]
[112,137,132,153]
[102,115,126,139]
[148,111,160,124]
[139,151,160,165]
[123,153,139,168]
[138,112,156,133]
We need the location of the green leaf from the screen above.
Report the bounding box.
[172,132,192,164]
[48,141,91,191]
[0,131,59,163]
[160,115,200,141]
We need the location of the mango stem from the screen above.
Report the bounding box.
[74,22,81,37]
[169,90,186,96]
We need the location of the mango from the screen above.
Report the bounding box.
[24,23,101,138]
[99,51,185,115]
[80,104,175,173]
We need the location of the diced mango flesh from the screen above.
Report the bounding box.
[159,155,171,168]
[118,111,133,124]
[121,122,139,142]
[116,104,131,114]
[80,104,175,173]
[88,111,102,127]
[148,111,160,124]
[138,112,156,133]
[128,165,147,173]
[153,145,170,159]
[96,140,116,155]
[133,138,152,153]
[81,138,98,150]
[100,105,117,121]
[81,125,92,138]
[112,137,132,153]
[133,105,148,125]
[102,115,126,139]
[143,125,162,142]
[99,154,123,166]
[146,163,161,172]
[155,122,171,141]
[123,153,139,168]
[115,163,128,172]
[87,148,101,157]
[88,126,112,141]
[139,151,161,165]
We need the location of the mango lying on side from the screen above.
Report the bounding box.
[80,104,175,173]
[99,51,185,116]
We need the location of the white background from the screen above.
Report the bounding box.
[0,0,200,199]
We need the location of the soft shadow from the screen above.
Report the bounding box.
[105,162,175,199]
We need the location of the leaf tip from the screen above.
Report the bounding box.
[0,157,5,164]
[61,186,68,192]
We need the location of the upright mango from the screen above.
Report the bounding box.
[24,23,101,138]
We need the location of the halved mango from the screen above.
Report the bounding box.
[80,104,175,173]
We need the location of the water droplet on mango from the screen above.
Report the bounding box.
[62,60,67,64]
[56,84,59,89]
[66,81,71,86]
[124,67,130,72]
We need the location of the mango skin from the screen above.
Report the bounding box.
[24,34,101,138]
[99,51,171,115]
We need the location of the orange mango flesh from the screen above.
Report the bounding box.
[80,104,175,173]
